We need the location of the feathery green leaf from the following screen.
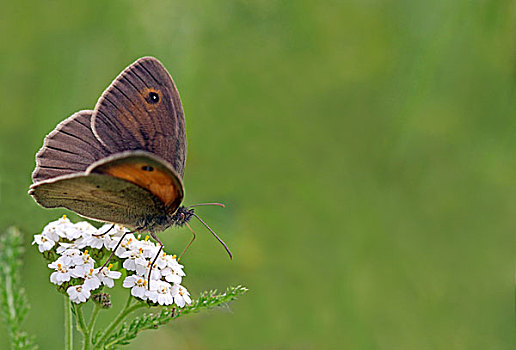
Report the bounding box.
[97,285,248,349]
[0,227,38,350]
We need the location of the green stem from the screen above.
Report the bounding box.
[75,305,89,350]
[64,297,73,350]
[97,292,145,346]
[86,303,101,347]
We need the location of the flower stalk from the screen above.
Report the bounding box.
[96,291,145,345]
[86,302,101,345]
[64,297,73,350]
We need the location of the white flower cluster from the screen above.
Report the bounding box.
[33,215,191,307]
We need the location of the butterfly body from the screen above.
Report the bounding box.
[135,206,195,233]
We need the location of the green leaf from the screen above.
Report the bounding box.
[0,227,38,350]
[97,285,248,349]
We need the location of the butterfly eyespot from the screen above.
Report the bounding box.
[147,91,160,104]
[141,165,154,171]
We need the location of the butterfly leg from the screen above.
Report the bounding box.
[93,224,115,237]
[99,230,134,271]
[148,232,163,290]
[179,223,197,260]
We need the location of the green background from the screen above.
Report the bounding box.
[1,1,516,349]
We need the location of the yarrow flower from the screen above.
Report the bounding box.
[56,248,83,267]
[161,254,185,284]
[56,242,82,254]
[111,232,137,257]
[67,284,91,304]
[171,284,191,307]
[48,261,73,285]
[121,247,147,272]
[81,268,102,291]
[32,233,55,252]
[147,280,174,305]
[35,215,191,307]
[123,275,149,299]
[45,215,75,240]
[96,265,122,288]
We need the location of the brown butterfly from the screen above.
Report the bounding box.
[29,57,231,281]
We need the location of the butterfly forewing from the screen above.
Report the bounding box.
[89,151,184,213]
[91,57,187,177]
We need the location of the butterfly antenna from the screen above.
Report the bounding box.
[191,213,232,259]
[186,203,226,209]
[186,202,225,209]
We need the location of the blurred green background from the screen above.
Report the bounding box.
[1,0,516,349]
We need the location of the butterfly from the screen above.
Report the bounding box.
[29,57,231,282]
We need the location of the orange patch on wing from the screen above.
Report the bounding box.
[96,162,181,210]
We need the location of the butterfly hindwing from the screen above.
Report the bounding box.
[32,110,109,183]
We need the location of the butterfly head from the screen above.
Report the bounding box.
[137,202,232,260]
[170,206,195,227]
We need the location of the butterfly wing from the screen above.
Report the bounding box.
[29,172,165,229]
[32,110,109,183]
[29,152,183,227]
[89,151,184,213]
[91,57,187,177]
[30,57,186,226]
